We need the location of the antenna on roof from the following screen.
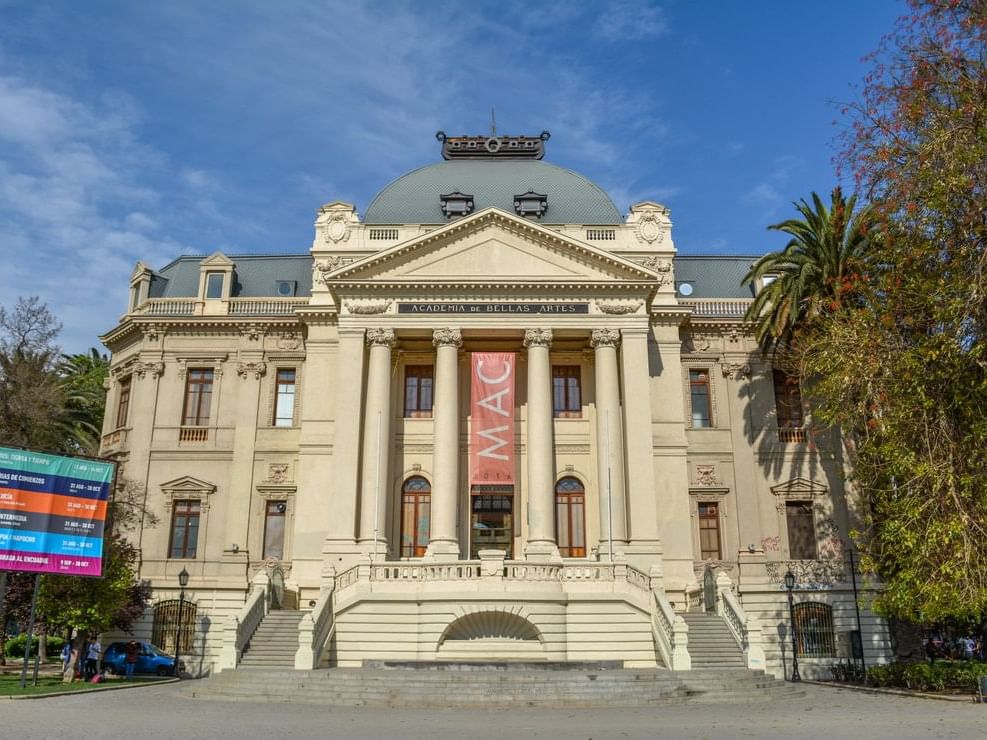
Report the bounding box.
[490,107,496,137]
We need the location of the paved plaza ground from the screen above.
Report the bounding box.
[2,681,984,739]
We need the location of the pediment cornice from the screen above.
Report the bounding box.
[321,207,664,285]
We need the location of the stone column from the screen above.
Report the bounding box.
[425,327,462,560]
[592,328,628,556]
[358,328,396,556]
[523,328,560,561]
[620,326,662,569]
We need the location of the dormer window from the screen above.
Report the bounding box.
[205,273,225,299]
[440,192,474,219]
[514,191,548,219]
[276,280,296,297]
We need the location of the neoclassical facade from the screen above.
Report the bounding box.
[100,133,891,678]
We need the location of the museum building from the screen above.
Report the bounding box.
[99,132,892,678]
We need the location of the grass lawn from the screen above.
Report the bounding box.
[0,674,164,696]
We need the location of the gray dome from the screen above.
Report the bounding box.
[363,160,622,224]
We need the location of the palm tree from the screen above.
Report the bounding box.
[743,187,876,353]
[58,348,110,454]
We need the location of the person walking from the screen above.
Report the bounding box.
[124,640,139,680]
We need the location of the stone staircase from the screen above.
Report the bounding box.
[237,610,304,669]
[189,662,802,707]
[682,612,746,669]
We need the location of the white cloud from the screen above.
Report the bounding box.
[594,0,669,42]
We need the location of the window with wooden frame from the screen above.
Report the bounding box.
[169,499,200,558]
[555,477,586,557]
[552,365,582,418]
[273,368,297,427]
[400,476,431,557]
[697,502,722,560]
[181,369,214,426]
[263,500,287,560]
[115,376,131,428]
[786,501,817,559]
[404,366,434,418]
[689,369,712,427]
[773,368,804,429]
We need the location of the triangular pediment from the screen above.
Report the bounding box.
[160,475,216,494]
[199,251,233,267]
[770,477,827,498]
[325,208,659,284]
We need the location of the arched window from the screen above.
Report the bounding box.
[400,476,431,557]
[555,477,586,558]
[151,599,197,654]
[793,602,835,657]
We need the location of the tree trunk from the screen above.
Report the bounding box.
[62,630,86,683]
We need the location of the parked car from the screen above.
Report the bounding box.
[102,642,183,676]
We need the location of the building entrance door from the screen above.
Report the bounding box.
[470,486,513,559]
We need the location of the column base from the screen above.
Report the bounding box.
[523,541,562,563]
[356,538,389,561]
[423,539,461,562]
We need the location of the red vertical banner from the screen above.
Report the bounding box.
[470,352,516,484]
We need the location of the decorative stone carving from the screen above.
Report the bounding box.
[365,328,396,348]
[639,256,672,285]
[141,324,164,342]
[627,202,672,246]
[237,361,267,379]
[727,328,741,344]
[721,362,750,379]
[345,300,392,315]
[265,463,290,484]
[589,328,620,349]
[241,324,263,342]
[315,202,358,244]
[684,333,714,353]
[313,256,342,286]
[432,327,463,348]
[522,328,553,348]
[695,465,717,487]
[134,361,164,379]
[276,332,301,350]
[597,300,643,315]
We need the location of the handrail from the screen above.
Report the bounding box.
[217,571,270,672]
[715,573,765,670]
[652,590,691,670]
[295,584,335,669]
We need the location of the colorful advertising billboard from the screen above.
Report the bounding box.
[0,446,114,577]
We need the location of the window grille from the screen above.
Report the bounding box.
[793,602,836,657]
[151,599,197,654]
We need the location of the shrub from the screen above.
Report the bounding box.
[4,634,66,659]
[865,661,987,692]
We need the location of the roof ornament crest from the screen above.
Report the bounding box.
[435,130,550,160]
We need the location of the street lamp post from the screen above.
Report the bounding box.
[784,569,801,682]
[175,568,189,679]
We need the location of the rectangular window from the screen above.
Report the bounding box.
[205,272,224,299]
[786,501,817,560]
[404,366,434,418]
[689,369,712,427]
[263,501,286,560]
[115,377,131,429]
[169,500,200,558]
[698,502,722,560]
[552,365,581,418]
[773,369,804,428]
[182,369,214,426]
[273,369,296,427]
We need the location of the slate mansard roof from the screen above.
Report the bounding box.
[146,253,756,300]
[363,160,623,225]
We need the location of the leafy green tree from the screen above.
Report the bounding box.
[798,0,987,622]
[742,187,876,353]
[58,348,110,455]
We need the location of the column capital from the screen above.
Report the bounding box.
[522,328,553,349]
[590,328,621,349]
[432,327,463,349]
[366,328,396,348]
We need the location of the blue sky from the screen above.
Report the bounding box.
[0,0,904,352]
